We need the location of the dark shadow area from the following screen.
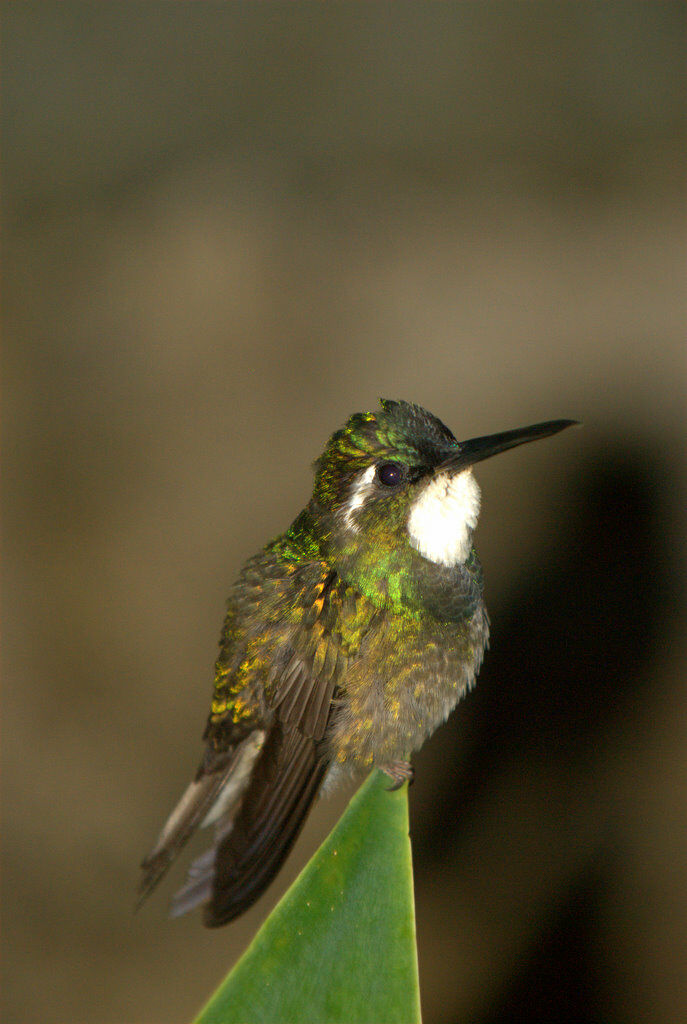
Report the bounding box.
[477,852,615,1024]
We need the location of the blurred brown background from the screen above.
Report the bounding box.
[3,5,685,1023]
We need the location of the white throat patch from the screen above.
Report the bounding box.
[407,469,481,566]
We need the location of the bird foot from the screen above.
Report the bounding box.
[380,760,414,791]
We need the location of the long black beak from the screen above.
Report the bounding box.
[439,419,579,472]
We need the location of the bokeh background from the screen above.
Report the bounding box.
[3,5,685,1023]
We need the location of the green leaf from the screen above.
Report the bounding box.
[194,770,421,1024]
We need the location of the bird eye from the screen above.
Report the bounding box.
[376,462,404,487]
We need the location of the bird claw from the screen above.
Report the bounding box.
[380,761,414,791]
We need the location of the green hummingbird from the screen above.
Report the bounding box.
[139,400,575,926]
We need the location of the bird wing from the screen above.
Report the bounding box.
[140,556,376,924]
[137,738,257,908]
[196,566,355,925]
[198,722,328,924]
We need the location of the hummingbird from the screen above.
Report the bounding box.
[139,400,575,927]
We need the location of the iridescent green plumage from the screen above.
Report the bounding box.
[139,400,575,926]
